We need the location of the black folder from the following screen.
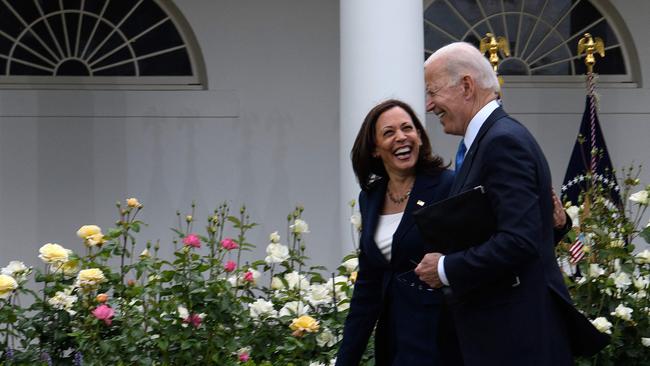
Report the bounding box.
[413,185,496,254]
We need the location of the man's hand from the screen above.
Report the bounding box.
[552,190,567,229]
[415,253,443,288]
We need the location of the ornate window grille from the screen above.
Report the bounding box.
[0,0,205,89]
[423,0,638,84]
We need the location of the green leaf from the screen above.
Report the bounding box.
[640,226,650,244]
[157,338,169,350]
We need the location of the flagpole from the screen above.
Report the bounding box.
[577,33,605,220]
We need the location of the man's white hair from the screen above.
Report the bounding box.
[425,42,500,93]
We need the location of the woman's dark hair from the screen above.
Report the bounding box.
[351,99,446,190]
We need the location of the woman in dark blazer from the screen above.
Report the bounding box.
[336,99,456,366]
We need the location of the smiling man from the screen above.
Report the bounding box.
[415,42,608,365]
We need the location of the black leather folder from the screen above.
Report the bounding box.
[412,185,496,254]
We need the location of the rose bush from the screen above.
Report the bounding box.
[0,200,363,365]
[559,166,650,365]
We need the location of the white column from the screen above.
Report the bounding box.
[340,0,424,254]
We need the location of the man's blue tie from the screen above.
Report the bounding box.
[455,139,467,172]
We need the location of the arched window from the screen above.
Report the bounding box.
[0,0,205,89]
[423,0,639,84]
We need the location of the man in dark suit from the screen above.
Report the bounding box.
[414,42,608,365]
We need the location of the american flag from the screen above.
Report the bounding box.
[569,233,586,264]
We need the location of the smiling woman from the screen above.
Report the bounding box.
[337,99,459,366]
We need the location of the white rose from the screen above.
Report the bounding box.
[611,272,632,290]
[177,305,189,319]
[337,300,350,311]
[265,243,290,264]
[611,303,633,321]
[635,250,650,264]
[316,328,339,347]
[630,190,649,205]
[279,301,308,317]
[48,288,77,314]
[642,337,650,347]
[591,317,613,334]
[327,275,349,298]
[271,276,285,290]
[269,231,281,243]
[249,298,277,319]
[307,284,332,307]
[227,275,238,287]
[290,219,310,234]
[341,258,359,274]
[350,213,362,232]
[284,271,310,291]
[565,206,580,228]
[1,261,28,278]
[633,276,649,290]
[589,264,605,278]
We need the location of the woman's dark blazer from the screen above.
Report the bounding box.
[336,169,455,366]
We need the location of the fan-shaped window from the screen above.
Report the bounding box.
[423,0,638,84]
[0,0,205,89]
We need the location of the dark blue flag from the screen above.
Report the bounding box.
[561,95,621,206]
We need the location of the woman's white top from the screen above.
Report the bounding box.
[374,212,404,261]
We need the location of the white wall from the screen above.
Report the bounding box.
[0,1,343,271]
[1,0,648,274]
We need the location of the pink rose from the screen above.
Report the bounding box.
[238,352,250,362]
[183,313,202,328]
[221,238,238,250]
[243,271,254,283]
[224,260,236,272]
[183,234,201,248]
[92,304,115,325]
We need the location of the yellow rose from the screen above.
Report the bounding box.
[76,268,106,288]
[350,271,358,284]
[76,225,102,239]
[86,233,105,247]
[0,274,18,299]
[289,315,320,337]
[126,197,141,208]
[39,243,70,264]
[51,259,81,277]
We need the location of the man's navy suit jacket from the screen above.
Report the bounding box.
[336,170,454,366]
[443,107,608,366]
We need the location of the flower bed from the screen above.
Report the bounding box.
[1,201,360,365]
[1,169,649,365]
